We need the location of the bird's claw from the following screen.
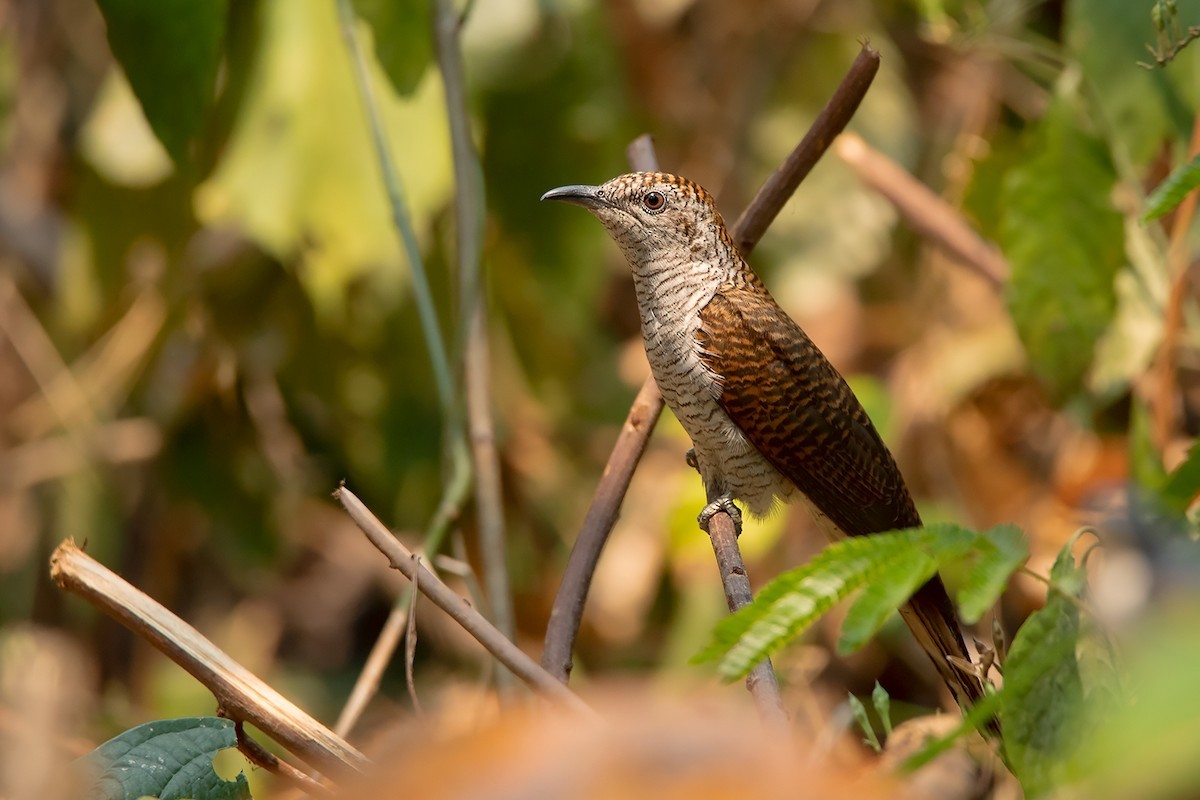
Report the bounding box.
[698,496,742,535]
[685,448,699,472]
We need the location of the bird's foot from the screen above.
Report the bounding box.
[698,496,742,536]
[685,448,700,473]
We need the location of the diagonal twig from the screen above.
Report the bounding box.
[235,722,334,799]
[731,43,881,255]
[541,44,884,685]
[49,541,368,777]
[335,484,595,717]
[705,511,788,726]
[834,132,1008,288]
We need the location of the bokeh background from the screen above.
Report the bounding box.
[2,0,1199,795]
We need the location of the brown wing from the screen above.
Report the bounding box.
[696,287,920,537]
[698,285,993,723]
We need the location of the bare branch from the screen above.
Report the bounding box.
[704,511,788,727]
[405,557,424,715]
[335,485,596,717]
[731,43,881,256]
[235,722,335,799]
[834,132,1009,288]
[334,597,410,738]
[541,373,665,681]
[49,541,368,777]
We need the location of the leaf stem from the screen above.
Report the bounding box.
[335,0,457,427]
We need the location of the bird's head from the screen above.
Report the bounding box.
[541,172,736,270]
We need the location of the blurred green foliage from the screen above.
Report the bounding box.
[5,0,1200,797]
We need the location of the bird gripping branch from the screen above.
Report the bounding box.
[543,171,988,717]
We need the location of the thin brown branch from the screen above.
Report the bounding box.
[541,375,665,681]
[731,43,881,256]
[705,511,788,727]
[0,272,98,430]
[49,541,368,777]
[0,417,161,490]
[334,598,410,738]
[542,45,887,684]
[834,132,1009,288]
[335,484,596,717]
[234,722,334,799]
[404,556,424,715]
[626,134,661,176]
[7,282,166,438]
[1152,113,1200,453]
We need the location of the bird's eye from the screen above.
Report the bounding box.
[641,191,666,212]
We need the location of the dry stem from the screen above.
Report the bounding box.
[335,485,595,717]
[834,131,1009,288]
[49,541,368,778]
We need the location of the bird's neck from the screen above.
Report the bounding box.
[629,256,725,326]
[627,239,758,317]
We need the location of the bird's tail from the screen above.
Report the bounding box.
[898,575,999,735]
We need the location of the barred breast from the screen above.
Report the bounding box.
[631,259,793,517]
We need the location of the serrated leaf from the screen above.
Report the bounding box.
[957,524,1029,624]
[839,547,938,654]
[76,717,250,800]
[694,530,924,677]
[353,0,432,97]
[1000,95,1124,399]
[1144,153,1200,221]
[1002,543,1085,798]
[95,0,229,165]
[697,524,978,680]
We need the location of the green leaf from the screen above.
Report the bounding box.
[1161,441,1200,514]
[1000,95,1124,399]
[697,524,978,679]
[848,693,882,752]
[957,524,1028,624]
[1001,543,1085,798]
[839,547,938,654]
[1129,397,1168,490]
[194,0,453,325]
[76,717,251,800]
[1144,153,1200,221]
[872,681,893,736]
[1075,607,1200,798]
[353,0,432,97]
[95,0,229,165]
[695,530,921,678]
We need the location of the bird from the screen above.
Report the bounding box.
[541,171,988,718]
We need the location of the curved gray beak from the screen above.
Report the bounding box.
[540,184,605,208]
